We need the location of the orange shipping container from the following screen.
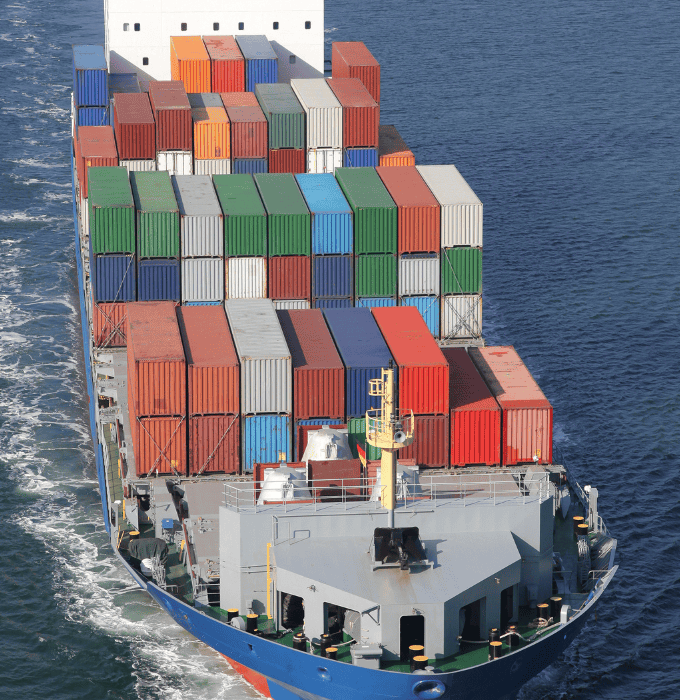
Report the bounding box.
[133,415,187,476]
[189,414,240,475]
[92,294,127,348]
[379,124,415,167]
[203,36,245,93]
[170,36,211,93]
[191,106,230,159]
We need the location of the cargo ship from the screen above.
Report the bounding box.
[70,1,617,698]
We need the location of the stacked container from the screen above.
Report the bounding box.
[378,125,415,167]
[234,35,278,91]
[126,302,187,476]
[173,175,224,303]
[92,291,128,348]
[331,42,380,104]
[73,45,109,128]
[225,299,292,470]
[203,36,245,92]
[113,93,156,173]
[177,306,240,474]
[170,36,211,93]
[190,99,231,175]
[221,92,268,174]
[149,81,193,176]
[75,126,118,200]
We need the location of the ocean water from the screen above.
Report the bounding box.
[0,0,678,698]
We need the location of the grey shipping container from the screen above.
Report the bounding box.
[399,254,440,296]
[290,78,342,149]
[171,175,224,257]
[181,257,225,303]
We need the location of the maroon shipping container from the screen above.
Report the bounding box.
[399,415,450,468]
[276,309,345,420]
[224,105,268,158]
[269,149,306,174]
[326,78,379,148]
[176,306,239,416]
[268,256,311,300]
[331,42,380,104]
[126,301,186,417]
[371,306,449,415]
[375,166,440,253]
[148,81,192,152]
[75,126,118,198]
[469,346,553,466]
[442,348,501,467]
[113,92,156,160]
[92,295,127,348]
[296,422,346,462]
[220,91,260,108]
[203,36,245,93]
[189,414,240,474]
[308,459,363,499]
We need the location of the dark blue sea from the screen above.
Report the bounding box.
[1,0,678,697]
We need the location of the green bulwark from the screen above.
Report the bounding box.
[442,247,483,294]
[334,168,397,254]
[347,417,382,461]
[213,174,267,257]
[355,254,397,297]
[88,167,135,254]
[254,173,310,256]
[130,171,180,258]
[255,83,305,150]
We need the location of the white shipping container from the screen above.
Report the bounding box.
[398,255,440,296]
[416,164,483,247]
[441,294,482,339]
[120,159,157,173]
[157,151,193,176]
[172,175,224,258]
[307,148,343,174]
[194,158,231,176]
[272,299,311,310]
[224,298,292,414]
[81,196,89,237]
[227,257,267,299]
[291,79,342,149]
[181,257,225,303]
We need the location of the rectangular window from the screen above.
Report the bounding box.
[273,22,279,29]
[134,23,140,31]
[305,21,311,29]
[142,57,149,66]
[123,23,129,31]
[289,55,296,64]
[181,22,187,31]
[213,22,219,30]
[238,22,244,30]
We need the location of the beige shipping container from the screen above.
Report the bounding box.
[226,257,267,299]
[291,79,342,149]
[307,148,342,174]
[157,151,193,176]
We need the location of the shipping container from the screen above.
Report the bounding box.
[277,309,345,420]
[225,299,292,414]
[172,174,223,257]
[400,296,440,338]
[88,167,135,254]
[176,305,239,416]
[203,36,245,93]
[323,308,393,418]
[269,149,306,174]
[188,93,225,109]
[331,42,380,104]
[194,158,231,176]
[235,35,278,91]
[220,91,260,108]
[181,258,224,302]
[469,346,553,466]
[273,299,311,310]
[76,107,109,127]
[156,151,193,176]
[416,164,483,247]
[327,77,379,148]
[375,166,440,253]
[76,126,119,199]
[189,414,240,474]
[399,415,449,468]
[91,253,136,303]
[223,103,268,158]
[307,148,342,174]
[371,306,449,415]
[295,420,347,461]
[356,297,396,309]
[132,414,187,477]
[108,73,141,96]
[137,259,181,301]
[213,174,267,257]
[312,255,353,298]
[347,417,381,461]
[170,36,211,93]
[290,79,342,149]
[296,173,353,255]
[254,173,311,256]
[242,414,291,472]
[343,148,378,168]
[120,159,157,173]
[130,171,180,258]
[113,93,156,161]
[232,158,268,174]
[126,301,186,417]
[73,45,108,107]
[255,83,305,150]
[93,298,128,347]
[269,256,311,300]
[441,294,482,339]
[314,298,352,309]
[226,257,267,298]
[355,254,396,297]
[378,125,415,167]
[441,247,482,294]
[148,81,192,152]
[191,106,230,159]
[442,347,501,467]
[307,459,363,498]
[399,254,440,296]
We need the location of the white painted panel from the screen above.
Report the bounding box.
[157,151,193,176]
[227,257,267,299]
[307,148,342,174]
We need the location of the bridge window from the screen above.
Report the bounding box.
[134,23,140,32]
[289,55,296,64]
[213,23,219,31]
[123,23,129,31]
[238,22,244,30]
[181,23,187,31]
[142,57,149,66]
[305,21,311,29]
[273,22,279,30]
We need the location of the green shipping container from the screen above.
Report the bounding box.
[254,173,310,256]
[255,84,305,150]
[442,247,482,294]
[334,168,396,254]
[213,174,267,257]
[130,171,180,258]
[88,167,135,254]
[347,417,381,461]
[355,254,397,297]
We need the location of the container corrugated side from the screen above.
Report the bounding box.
[399,254,440,296]
[441,295,482,339]
[170,36,211,93]
[137,260,181,301]
[203,36,245,93]
[269,149,306,174]
[290,78,342,149]
[331,42,380,103]
[148,81,192,152]
[326,77,379,148]
[189,414,240,474]
[93,298,128,347]
[355,254,396,297]
[191,106,230,159]
[269,256,311,300]
[224,106,268,159]
[232,158,268,175]
[234,35,279,92]
[130,171,180,259]
[92,254,136,303]
[273,299,311,310]
[156,151,193,176]
[226,258,267,298]
[400,297,440,338]
[379,125,415,167]
[347,417,381,461]
[399,415,449,468]
[343,148,378,168]
[73,45,108,106]
[213,174,267,257]
[242,414,290,471]
[76,126,119,199]
[172,174,224,258]
[88,167,135,254]
[356,297,396,309]
[313,255,353,298]
[76,107,109,127]
[307,148,342,174]
[181,258,224,302]
[113,92,156,160]
[255,83,305,150]
[120,160,157,173]
[442,247,482,294]
[194,159,231,176]
[132,415,187,476]
[314,298,353,309]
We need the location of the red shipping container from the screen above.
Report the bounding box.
[176,306,239,416]
[75,126,118,198]
[332,42,380,104]
[126,301,186,417]
[268,256,311,300]
[93,295,127,348]
[376,166,440,253]
[204,37,245,93]
[254,461,306,502]
[113,92,156,160]
[133,414,187,476]
[223,105,268,159]
[296,422,346,462]
[269,149,306,174]
[148,81,192,152]
[308,459,363,499]
[469,346,553,466]
[399,415,450,468]
[379,125,415,167]
[220,91,260,108]
[326,78,379,148]
[277,309,345,420]
[371,306,449,415]
[189,414,240,475]
[442,348,501,467]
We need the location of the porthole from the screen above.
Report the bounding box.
[142,57,149,66]
[273,22,279,29]
[305,21,311,29]
[134,23,140,31]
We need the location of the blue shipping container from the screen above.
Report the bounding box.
[92,254,136,303]
[313,255,352,298]
[356,297,397,309]
[243,414,291,472]
[314,298,352,309]
[76,106,110,127]
[235,36,278,91]
[296,174,353,254]
[344,148,378,168]
[108,73,141,97]
[184,301,222,306]
[137,259,180,301]
[323,308,394,418]
[400,296,440,338]
[73,45,108,107]
[233,158,268,175]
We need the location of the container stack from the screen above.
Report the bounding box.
[331,42,380,104]
[149,81,193,176]
[225,299,292,470]
[170,36,211,93]
[221,92,268,174]
[126,302,187,477]
[203,36,245,92]
[73,45,109,128]
[235,35,278,92]
[188,93,231,175]
[177,306,240,474]
[378,125,415,167]
[113,93,157,173]
[75,126,118,201]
